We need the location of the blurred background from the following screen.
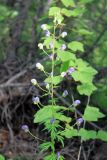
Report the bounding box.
[0,0,107,159]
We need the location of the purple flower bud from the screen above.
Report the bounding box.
[61,44,66,50]
[32,97,40,104]
[49,42,54,49]
[77,118,84,125]
[50,118,55,124]
[49,54,53,60]
[68,67,75,74]
[62,90,68,97]
[45,30,50,37]
[57,152,61,159]
[74,100,81,106]
[21,125,29,132]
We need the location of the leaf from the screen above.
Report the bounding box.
[76,59,97,75]
[61,128,78,138]
[44,154,56,160]
[60,61,70,72]
[77,83,97,96]
[49,7,61,16]
[79,0,94,4]
[45,76,62,85]
[68,41,84,52]
[70,8,86,17]
[0,155,5,160]
[61,0,75,7]
[55,113,71,123]
[72,71,94,83]
[78,29,93,35]
[43,36,56,49]
[78,128,97,140]
[39,142,52,152]
[57,50,76,62]
[97,130,107,141]
[61,8,72,17]
[34,105,66,123]
[83,106,105,121]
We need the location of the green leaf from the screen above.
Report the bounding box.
[72,71,94,83]
[68,41,84,52]
[45,76,62,85]
[44,153,56,160]
[57,50,76,62]
[39,142,52,152]
[77,83,97,96]
[34,105,66,123]
[49,7,61,16]
[61,8,72,17]
[44,37,55,49]
[55,113,71,123]
[0,155,5,160]
[70,8,86,17]
[61,128,78,138]
[61,0,75,7]
[78,128,97,140]
[76,59,97,75]
[79,0,94,4]
[78,29,93,35]
[60,61,70,72]
[83,106,105,121]
[97,130,107,141]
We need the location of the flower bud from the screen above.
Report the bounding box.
[31,79,37,85]
[62,90,68,97]
[68,67,75,74]
[46,83,50,90]
[74,100,81,106]
[45,30,50,37]
[77,118,84,126]
[38,43,43,50]
[61,44,66,50]
[36,63,44,71]
[50,118,55,124]
[61,72,66,77]
[57,152,61,159]
[32,97,40,104]
[49,42,54,49]
[41,24,47,30]
[21,125,29,132]
[61,31,67,38]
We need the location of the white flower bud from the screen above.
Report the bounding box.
[31,79,37,85]
[41,24,47,30]
[46,83,50,90]
[61,72,66,77]
[36,63,44,71]
[61,32,67,38]
[38,43,43,50]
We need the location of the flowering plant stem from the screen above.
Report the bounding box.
[51,24,56,154]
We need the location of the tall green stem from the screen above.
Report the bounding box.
[51,23,56,154]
